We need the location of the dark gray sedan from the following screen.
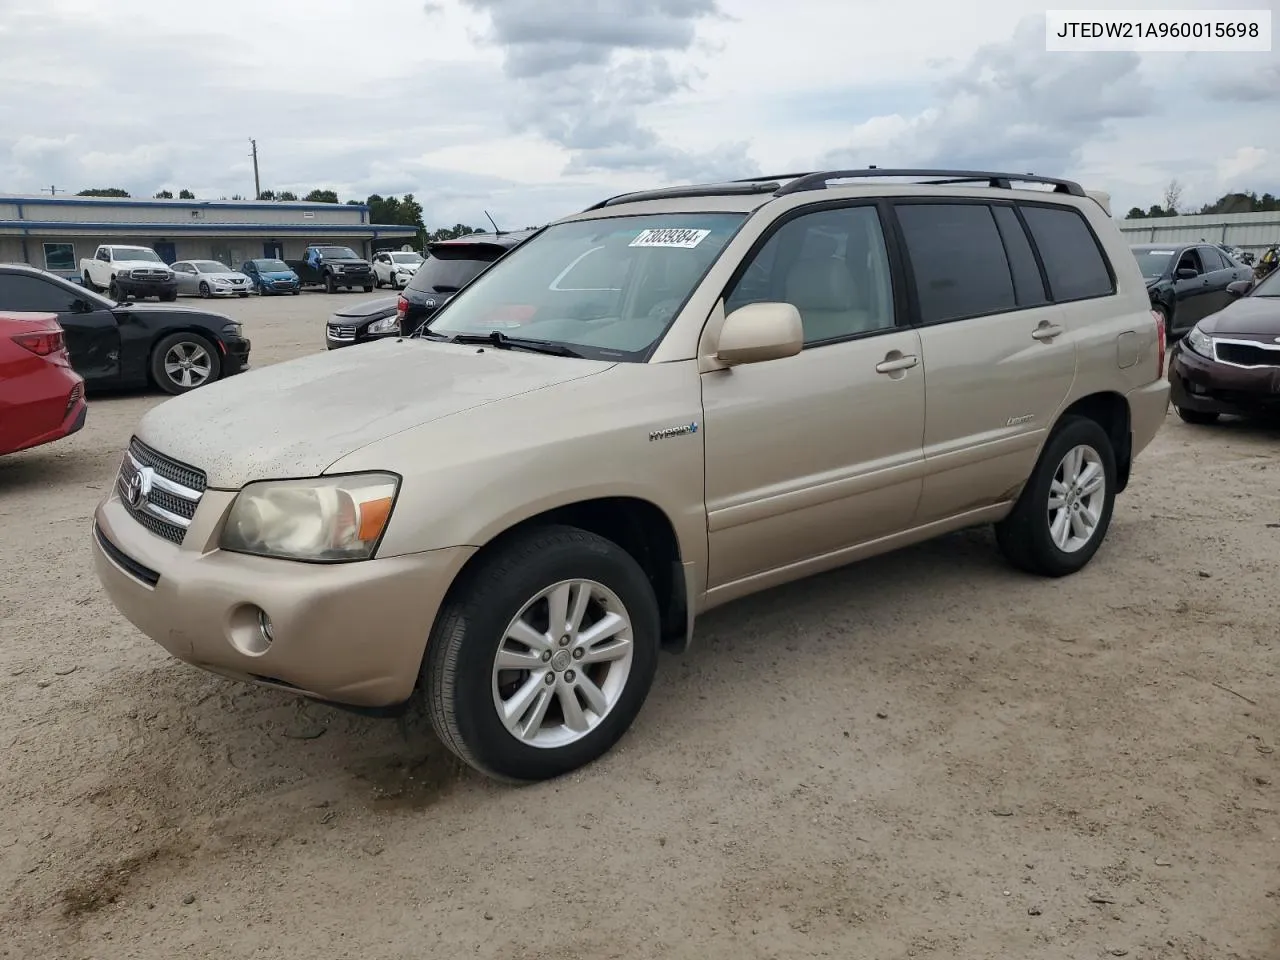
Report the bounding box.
[325,295,400,349]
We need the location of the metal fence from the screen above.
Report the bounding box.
[1118,211,1280,255]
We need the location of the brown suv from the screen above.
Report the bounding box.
[91,169,1170,783]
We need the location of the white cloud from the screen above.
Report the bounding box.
[0,0,1276,225]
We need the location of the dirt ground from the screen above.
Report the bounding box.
[1,292,1277,960]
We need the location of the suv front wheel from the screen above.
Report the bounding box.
[995,415,1117,577]
[422,525,660,782]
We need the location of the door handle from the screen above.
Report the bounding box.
[1032,323,1064,341]
[875,353,919,374]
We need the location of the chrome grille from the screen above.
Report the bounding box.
[1214,339,1280,368]
[116,438,206,545]
[327,323,357,341]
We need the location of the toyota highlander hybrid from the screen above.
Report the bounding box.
[91,169,1169,783]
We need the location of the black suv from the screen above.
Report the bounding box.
[398,230,533,334]
[0,264,250,394]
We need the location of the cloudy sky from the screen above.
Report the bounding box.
[0,0,1275,228]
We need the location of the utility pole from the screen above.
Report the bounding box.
[249,139,261,200]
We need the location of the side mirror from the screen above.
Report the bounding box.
[1226,279,1253,298]
[715,302,804,366]
[1176,267,1198,280]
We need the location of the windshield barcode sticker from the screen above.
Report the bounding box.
[630,228,711,249]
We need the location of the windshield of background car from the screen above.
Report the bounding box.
[423,213,746,361]
[255,259,290,272]
[392,253,422,264]
[120,248,162,262]
[194,261,230,272]
[320,246,359,259]
[1253,270,1280,297]
[1132,249,1173,279]
[407,245,503,294]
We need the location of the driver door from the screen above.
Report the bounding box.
[1172,247,1215,330]
[701,203,926,593]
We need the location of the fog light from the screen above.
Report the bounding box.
[259,609,274,643]
[228,604,274,656]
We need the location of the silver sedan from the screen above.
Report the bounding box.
[171,260,253,298]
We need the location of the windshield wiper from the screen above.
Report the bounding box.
[447,330,584,357]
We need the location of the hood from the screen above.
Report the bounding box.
[333,296,397,319]
[325,258,369,266]
[261,270,297,279]
[204,272,249,282]
[134,338,615,489]
[1199,296,1280,336]
[113,302,231,322]
[117,260,171,270]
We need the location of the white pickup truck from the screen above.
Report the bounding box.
[80,245,178,301]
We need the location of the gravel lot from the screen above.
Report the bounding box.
[2,292,1277,960]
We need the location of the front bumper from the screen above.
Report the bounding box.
[258,278,300,294]
[91,490,476,707]
[206,284,252,297]
[1169,342,1280,416]
[117,278,177,298]
[221,336,252,375]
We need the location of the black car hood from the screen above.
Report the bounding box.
[1201,296,1280,336]
[325,258,370,266]
[113,303,232,323]
[333,296,398,320]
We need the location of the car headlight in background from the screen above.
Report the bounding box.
[1186,325,1215,360]
[367,316,400,335]
[220,473,399,562]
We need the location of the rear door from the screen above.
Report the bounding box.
[1196,245,1234,316]
[895,200,1077,525]
[0,272,121,383]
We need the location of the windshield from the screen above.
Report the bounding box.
[423,213,746,360]
[193,261,231,273]
[254,259,290,272]
[1253,269,1280,297]
[117,248,162,263]
[1131,248,1174,279]
[392,253,422,264]
[319,246,359,259]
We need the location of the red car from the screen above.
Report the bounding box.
[0,312,87,456]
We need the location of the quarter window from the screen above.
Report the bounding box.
[991,206,1047,306]
[1018,205,1114,301]
[896,203,1016,323]
[42,243,76,273]
[725,205,896,344]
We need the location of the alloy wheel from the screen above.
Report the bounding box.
[1047,444,1106,553]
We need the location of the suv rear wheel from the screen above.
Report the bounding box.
[422,525,660,782]
[995,415,1116,577]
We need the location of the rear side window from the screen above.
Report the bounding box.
[407,245,500,294]
[1018,205,1114,301]
[895,203,1015,323]
[1198,246,1226,271]
[991,206,1048,306]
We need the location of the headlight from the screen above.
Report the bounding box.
[367,316,400,335]
[1186,325,1215,360]
[220,473,399,562]
[332,265,345,273]
[221,322,242,337]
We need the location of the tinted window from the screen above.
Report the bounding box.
[726,205,896,344]
[991,206,1048,306]
[0,274,79,312]
[1019,205,1113,301]
[408,245,504,294]
[896,203,1015,323]
[1176,247,1203,275]
[1198,246,1226,271]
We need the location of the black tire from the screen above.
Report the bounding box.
[422,524,661,782]
[363,285,374,294]
[1176,406,1219,425]
[325,273,336,294]
[375,275,383,289]
[291,289,300,295]
[238,292,249,298]
[199,281,211,299]
[82,272,96,292]
[994,415,1117,578]
[149,332,221,395]
[108,280,122,301]
[161,291,177,302]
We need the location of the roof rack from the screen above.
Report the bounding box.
[581,180,780,211]
[732,172,818,183]
[772,168,1087,198]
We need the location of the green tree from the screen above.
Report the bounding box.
[427,223,479,242]
[304,188,339,203]
[153,189,173,199]
[259,189,276,201]
[178,189,196,199]
[277,191,298,201]
[77,187,130,197]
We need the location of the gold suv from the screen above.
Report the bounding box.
[92,169,1170,782]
